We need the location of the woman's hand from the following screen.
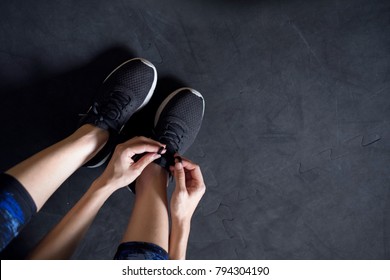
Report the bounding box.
[95,136,165,192]
[169,155,206,225]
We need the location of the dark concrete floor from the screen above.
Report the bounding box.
[0,0,389,259]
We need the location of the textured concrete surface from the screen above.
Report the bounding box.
[0,0,389,259]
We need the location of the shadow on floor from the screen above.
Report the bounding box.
[0,46,187,259]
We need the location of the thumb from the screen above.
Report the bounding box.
[174,158,187,191]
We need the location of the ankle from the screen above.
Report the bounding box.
[72,124,109,154]
[76,124,109,140]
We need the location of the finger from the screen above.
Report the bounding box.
[189,164,204,184]
[173,158,187,192]
[129,136,165,147]
[124,137,165,151]
[173,154,197,170]
[131,152,161,173]
[174,155,204,183]
[125,142,166,156]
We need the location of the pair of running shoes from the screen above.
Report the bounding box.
[80,58,205,185]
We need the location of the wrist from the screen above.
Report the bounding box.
[90,176,117,196]
[169,217,191,260]
[171,216,191,229]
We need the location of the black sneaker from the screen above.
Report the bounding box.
[80,58,157,168]
[153,87,205,171]
[128,87,205,194]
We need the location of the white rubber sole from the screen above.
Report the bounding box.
[86,152,111,169]
[103,57,158,112]
[154,87,205,127]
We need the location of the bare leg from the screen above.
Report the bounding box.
[6,124,109,210]
[28,137,164,259]
[28,180,112,259]
[121,163,169,252]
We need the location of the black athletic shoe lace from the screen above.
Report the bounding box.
[159,122,186,152]
[93,90,131,122]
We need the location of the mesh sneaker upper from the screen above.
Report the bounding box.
[81,58,156,133]
[153,88,205,168]
[128,88,205,193]
[79,58,156,169]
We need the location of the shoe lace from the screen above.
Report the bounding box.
[159,121,186,152]
[93,90,131,121]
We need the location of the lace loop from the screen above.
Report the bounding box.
[93,90,131,122]
[159,122,186,152]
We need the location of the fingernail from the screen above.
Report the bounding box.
[174,156,182,163]
[175,161,182,169]
[153,153,161,159]
[157,147,164,155]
